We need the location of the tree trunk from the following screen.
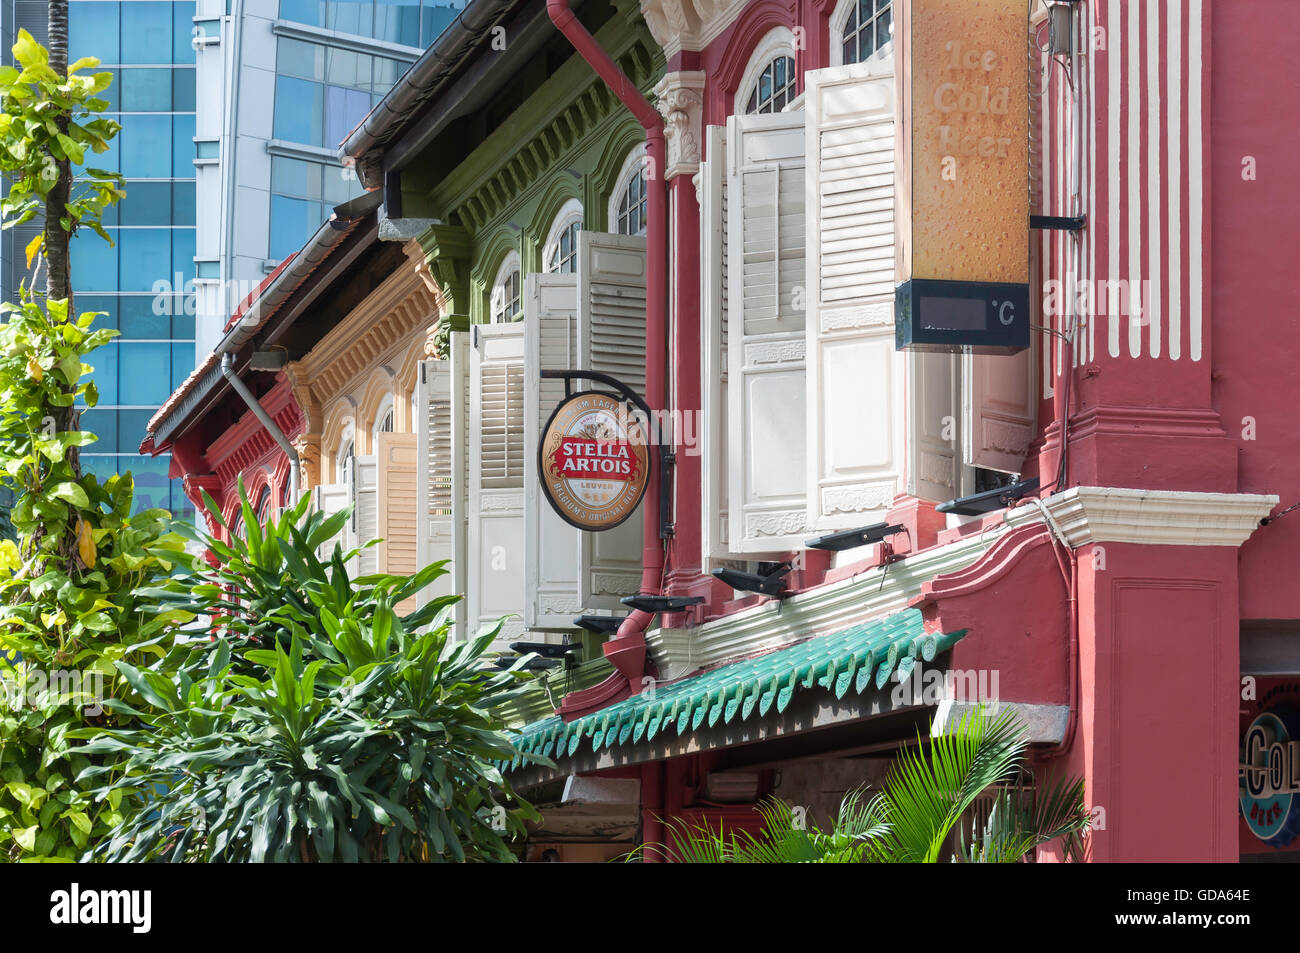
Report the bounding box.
[44,0,72,304]
[44,0,81,526]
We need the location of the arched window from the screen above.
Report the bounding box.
[254,485,272,524]
[834,0,893,66]
[609,145,648,237]
[543,199,583,274]
[739,29,799,115]
[490,251,522,322]
[279,470,292,510]
[336,425,355,486]
[373,394,395,441]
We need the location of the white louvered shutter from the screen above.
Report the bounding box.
[727,110,808,553]
[576,231,647,606]
[700,123,732,563]
[803,61,958,524]
[311,483,350,563]
[352,454,379,575]
[523,273,583,632]
[415,356,459,619]
[448,333,471,636]
[469,323,526,649]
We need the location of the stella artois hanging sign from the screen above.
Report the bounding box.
[538,391,650,531]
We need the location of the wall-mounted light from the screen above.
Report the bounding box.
[620,594,705,613]
[572,615,624,634]
[711,562,790,597]
[937,477,1040,516]
[805,523,906,552]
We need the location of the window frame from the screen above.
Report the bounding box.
[336,424,356,485]
[608,144,649,237]
[490,250,523,322]
[372,393,396,442]
[542,199,583,274]
[737,27,800,116]
[831,0,894,68]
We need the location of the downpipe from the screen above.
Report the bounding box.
[220,353,300,508]
[547,0,668,664]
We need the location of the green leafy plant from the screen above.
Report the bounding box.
[77,487,549,862]
[0,25,179,860]
[0,294,189,861]
[0,26,124,299]
[636,706,1089,863]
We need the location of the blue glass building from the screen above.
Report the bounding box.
[3,0,198,519]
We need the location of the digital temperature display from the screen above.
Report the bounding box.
[895,278,1029,354]
[919,296,986,331]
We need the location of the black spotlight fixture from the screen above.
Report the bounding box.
[805,523,906,552]
[711,561,791,597]
[508,641,582,660]
[620,594,706,613]
[491,655,562,671]
[936,476,1040,516]
[572,615,625,635]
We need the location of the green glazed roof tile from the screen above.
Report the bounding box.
[507,609,968,770]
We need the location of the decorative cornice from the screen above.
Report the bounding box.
[296,266,436,407]
[654,71,706,180]
[639,0,751,58]
[1003,486,1279,548]
[435,27,662,234]
[646,526,999,677]
[644,486,1278,679]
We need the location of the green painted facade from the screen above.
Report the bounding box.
[399,0,664,344]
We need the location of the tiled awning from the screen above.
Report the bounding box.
[506,608,966,771]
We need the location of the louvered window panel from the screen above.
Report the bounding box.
[478,363,525,488]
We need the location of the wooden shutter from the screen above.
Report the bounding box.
[377,431,418,613]
[726,110,808,554]
[963,347,1037,474]
[352,454,379,575]
[415,354,462,623]
[469,323,526,649]
[576,231,647,606]
[700,122,732,563]
[376,431,417,573]
[311,483,350,563]
[523,273,583,632]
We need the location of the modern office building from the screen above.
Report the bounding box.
[2,0,199,519]
[191,0,464,363]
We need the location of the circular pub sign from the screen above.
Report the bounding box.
[1240,696,1300,848]
[538,391,649,531]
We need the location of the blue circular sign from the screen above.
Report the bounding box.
[1240,705,1300,848]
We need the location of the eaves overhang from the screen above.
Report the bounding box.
[141,192,383,454]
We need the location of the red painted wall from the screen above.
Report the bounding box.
[1209,0,1300,620]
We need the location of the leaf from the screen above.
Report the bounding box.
[24,232,42,268]
[49,482,89,509]
[76,518,96,568]
[13,825,37,853]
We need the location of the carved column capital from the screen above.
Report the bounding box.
[654,71,707,181]
[292,433,322,492]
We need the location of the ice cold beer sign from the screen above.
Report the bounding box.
[539,391,649,532]
[894,0,1030,353]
